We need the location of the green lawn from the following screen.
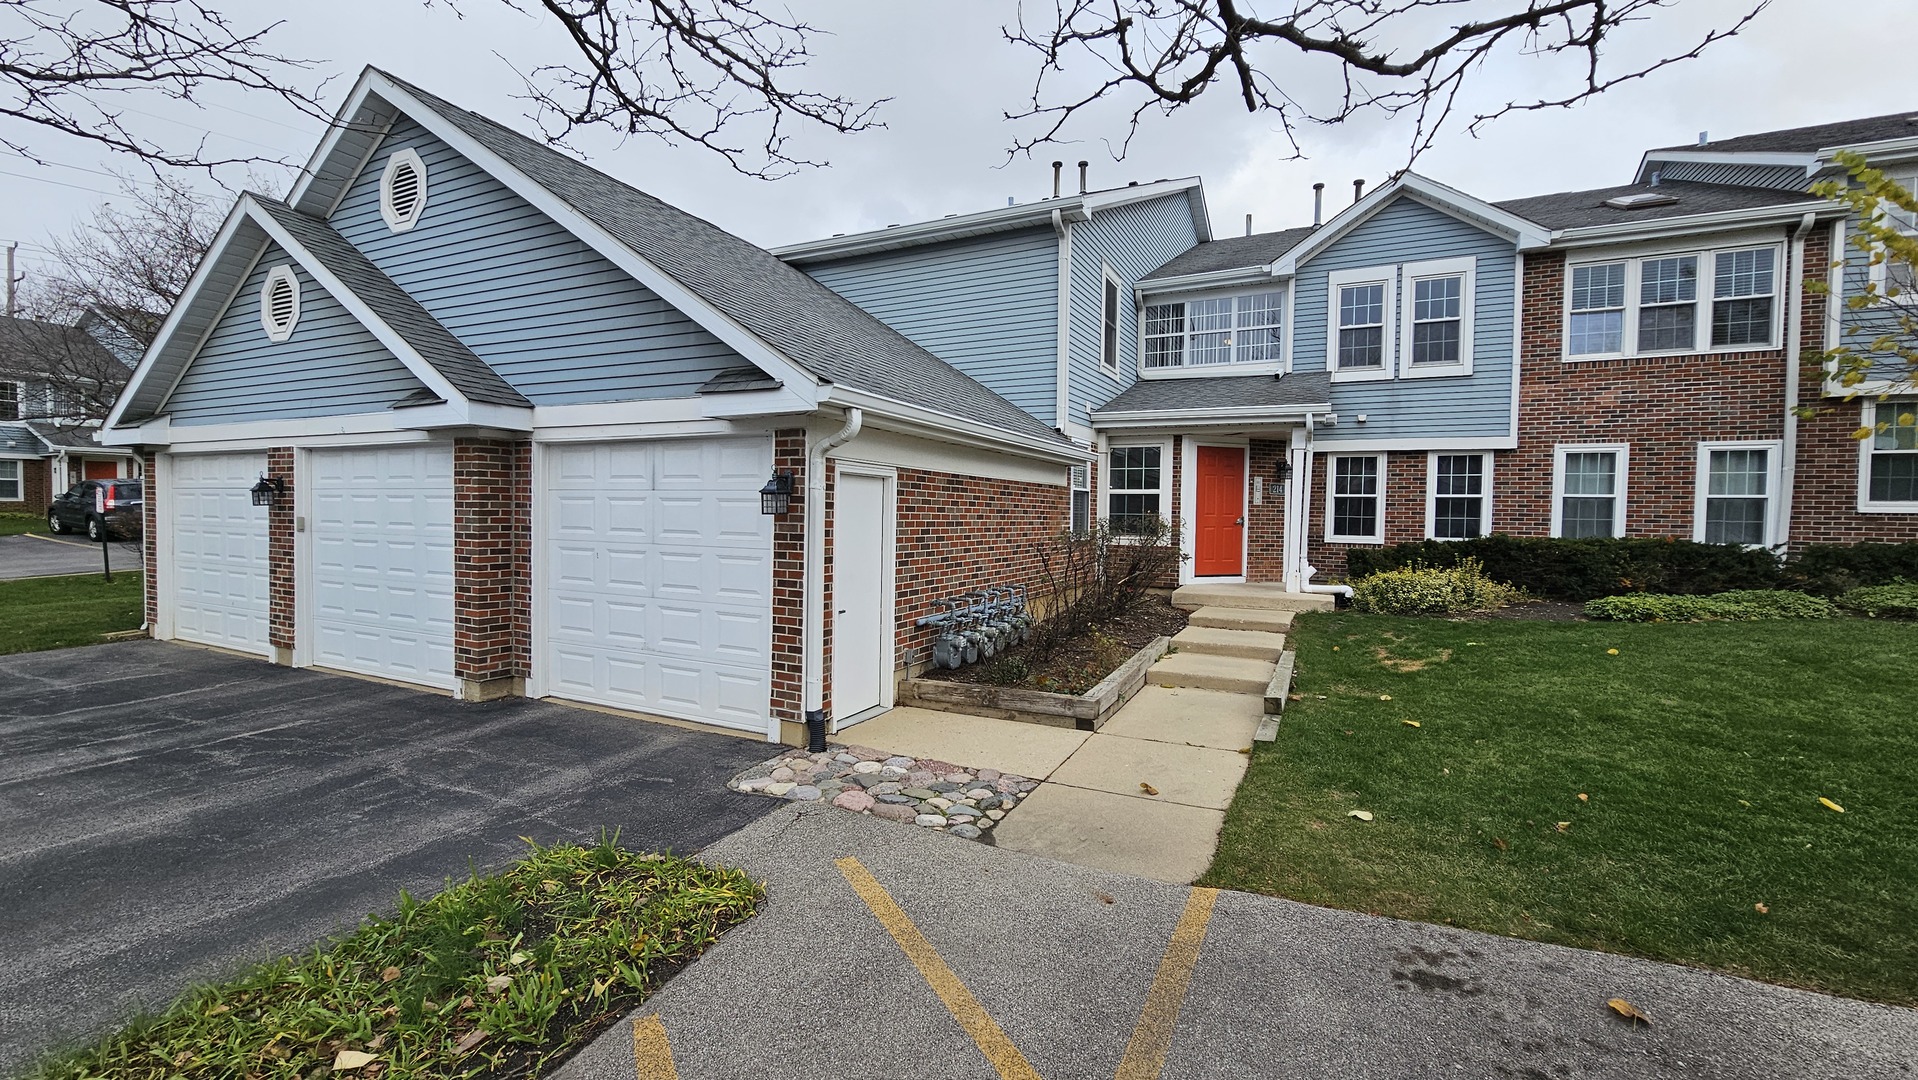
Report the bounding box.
[1201,612,1918,1005]
[0,573,144,655]
[1,510,48,536]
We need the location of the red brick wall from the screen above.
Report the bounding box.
[1246,439,1288,582]
[888,466,1069,676]
[1304,450,1431,580]
[451,438,531,684]
[266,447,295,652]
[769,429,807,727]
[0,456,53,514]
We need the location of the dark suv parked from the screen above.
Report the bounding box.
[48,478,144,542]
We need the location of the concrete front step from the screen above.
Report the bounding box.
[1171,625,1286,661]
[1171,583,1337,613]
[1146,651,1275,695]
[1186,606,1295,632]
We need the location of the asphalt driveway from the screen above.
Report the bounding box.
[0,532,134,580]
[0,640,774,1074]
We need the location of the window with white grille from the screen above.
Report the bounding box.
[0,460,19,501]
[380,148,428,232]
[1694,441,1779,546]
[261,265,301,342]
[1552,444,1629,538]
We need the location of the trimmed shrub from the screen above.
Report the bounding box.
[1789,543,1918,595]
[1836,582,1918,619]
[1351,558,1522,616]
[1584,589,1835,622]
[1344,534,1783,601]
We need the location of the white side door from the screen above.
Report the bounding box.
[309,446,456,689]
[168,452,271,654]
[832,469,891,723]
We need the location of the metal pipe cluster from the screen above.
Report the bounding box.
[914,586,1034,670]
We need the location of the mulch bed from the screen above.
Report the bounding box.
[1470,599,1589,621]
[923,597,1189,695]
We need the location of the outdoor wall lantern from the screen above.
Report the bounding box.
[1274,460,1292,484]
[759,470,795,516]
[250,475,287,508]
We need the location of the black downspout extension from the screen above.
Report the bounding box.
[804,709,828,753]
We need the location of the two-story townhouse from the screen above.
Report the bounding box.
[0,314,141,512]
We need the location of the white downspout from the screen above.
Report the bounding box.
[801,407,863,743]
[1296,412,1354,599]
[1051,208,1073,433]
[1779,211,1818,556]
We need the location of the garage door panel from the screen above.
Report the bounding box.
[309,446,455,690]
[543,436,772,731]
[168,452,271,654]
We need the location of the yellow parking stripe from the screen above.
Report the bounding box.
[1115,887,1219,1080]
[836,857,1043,1080]
[632,1014,678,1080]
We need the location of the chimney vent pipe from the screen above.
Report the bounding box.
[1313,182,1325,226]
[1353,178,1365,204]
[1697,130,1709,147]
[1244,213,1253,237]
[1052,161,1063,198]
[1078,160,1089,195]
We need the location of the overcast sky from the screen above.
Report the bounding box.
[5,0,1916,300]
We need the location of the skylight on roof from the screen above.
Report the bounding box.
[1604,192,1680,210]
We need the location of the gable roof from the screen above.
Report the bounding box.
[1140,228,1314,283]
[1655,112,1918,155]
[1493,180,1826,231]
[1273,174,1551,276]
[373,72,1068,448]
[0,315,123,378]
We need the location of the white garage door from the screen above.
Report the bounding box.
[544,437,773,732]
[169,452,271,654]
[310,446,456,689]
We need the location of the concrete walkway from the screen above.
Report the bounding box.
[554,806,1918,1080]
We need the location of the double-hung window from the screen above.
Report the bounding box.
[1427,453,1491,539]
[1069,463,1091,534]
[1566,245,1779,358]
[1107,445,1165,535]
[1329,271,1392,379]
[0,381,20,422]
[1140,290,1282,371]
[1401,258,1474,375]
[0,460,19,501]
[1862,399,1918,510]
[1552,444,1629,538]
[1325,454,1384,543]
[1694,442,1780,546]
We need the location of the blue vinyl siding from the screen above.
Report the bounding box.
[164,241,426,424]
[801,228,1060,424]
[1838,212,1911,383]
[330,119,749,405]
[1068,195,1203,426]
[1293,196,1517,441]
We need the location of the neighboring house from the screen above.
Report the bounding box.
[102,68,1086,745]
[0,314,141,513]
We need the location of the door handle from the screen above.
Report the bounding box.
[1235,517,1245,526]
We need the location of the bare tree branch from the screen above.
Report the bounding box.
[1003,0,1769,167]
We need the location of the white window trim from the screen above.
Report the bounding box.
[1399,257,1476,378]
[1562,242,1784,362]
[0,458,20,501]
[1100,264,1126,378]
[1137,285,1286,379]
[1424,451,1494,540]
[0,380,21,422]
[1326,266,1396,383]
[260,265,301,343]
[379,147,429,232]
[1102,438,1172,539]
[1866,173,1918,294]
[1858,397,1918,513]
[1550,443,1631,538]
[1068,461,1091,533]
[1692,439,1783,546]
[1324,451,1387,544]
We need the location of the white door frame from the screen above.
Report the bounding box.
[292,446,314,670]
[152,451,176,641]
[830,458,897,731]
[1178,436,1250,585]
[527,439,551,701]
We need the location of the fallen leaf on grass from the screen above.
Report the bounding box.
[1139,782,1159,795]
[1347,810,1374,822]
[1754,902,1770,915]
[1379,694,1393,701]
[1819,797,1845,813]
[1555,822,1571,833]
[1606,998,1652,1025]
[1288,693,1304,702]
[1401,719,1420,728]
[333,1051,377,1071]
[1491,837,1509,851]
[484,975,512,993]
[455,1030,488,1055]
[380,966,401,983]
[1238,746,1253,755]
[1606,649,1619,656]
[1577,793,1589,802]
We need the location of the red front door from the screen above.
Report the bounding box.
[1194,445,1246,577]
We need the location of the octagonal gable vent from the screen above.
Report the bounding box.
[380,148,428,232]
[260,265,301,342]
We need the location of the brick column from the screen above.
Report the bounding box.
[451,438,531,701]
[266,447,296,662]
[769,428,807,744]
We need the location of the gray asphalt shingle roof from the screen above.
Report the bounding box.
[1141,227,1315,281]
[1091,372,1331,415]
[0,421,46,455]
[1492,180,1822,231]
[0,315,122,377]
[1655,113,1918,154]
[384,73,1067,446]
[252,199,530,409]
